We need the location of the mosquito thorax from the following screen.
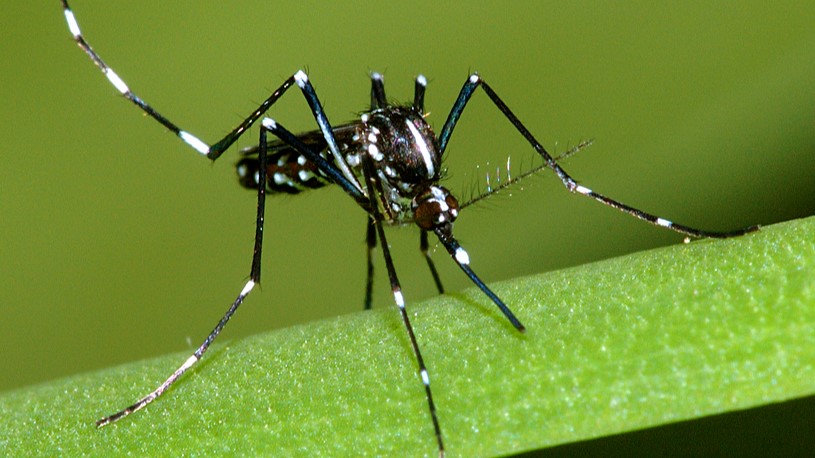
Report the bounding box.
[359,106,440,184]
[355,105,443,225]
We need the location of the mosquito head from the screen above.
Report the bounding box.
[412,185,459,235]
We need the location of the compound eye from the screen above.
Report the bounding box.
[414,198,442,231]
[413,186,459,231]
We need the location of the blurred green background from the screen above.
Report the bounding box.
[1,2,814,393]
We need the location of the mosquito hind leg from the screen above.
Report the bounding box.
[95,113,274,427]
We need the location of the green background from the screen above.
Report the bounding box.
[2,0,814,398]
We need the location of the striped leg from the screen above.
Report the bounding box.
[62,0,288,159]
[62,0,360,196]
[364,218,376,310]
[421,231,445,295]
[438,74,760,239]
[361,157,445,457]
[96,116,272,427]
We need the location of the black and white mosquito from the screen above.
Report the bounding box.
[63,2,759,456]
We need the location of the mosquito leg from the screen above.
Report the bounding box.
[370,72,387,110]
[62,0,293,158]
[364,218,377,310]
[414,75,427,113]
[380,223,445,456]
[421,231,445,295]
[361,159,445,457]
[438,73,760,239]
[260,118,367,206]
[61,1,363,192]
[434,231,525,332]
[96,114,272,427]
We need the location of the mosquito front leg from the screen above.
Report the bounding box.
[438,73,760,239]
[361,157,446,457]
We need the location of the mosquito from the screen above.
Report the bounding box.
[62,2,758,456]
